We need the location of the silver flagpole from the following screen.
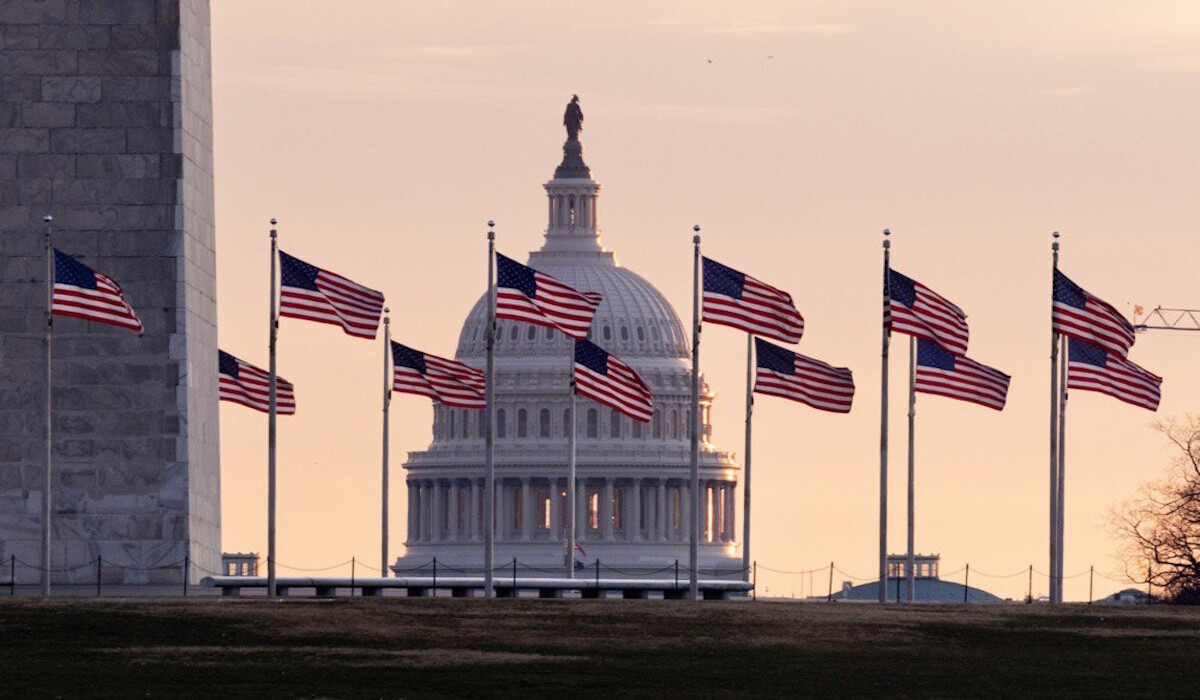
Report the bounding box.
[906,335,916,603]
[1048,231,1060,604]
[42,214,53,597]
[566,379,577,579]
[483,221,496,597]
[381,309,391,577]
[742,334,753,582]
[267,218,279,597]
[689,226,701,600]
[879,229,891,603]
[1056,333,1067,602]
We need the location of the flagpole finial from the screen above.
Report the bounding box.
[487,220,495,241]
[693,224,700,244]
[883,228,890,249]
[269,218,277,239]
[42,214,52,223]
[1052,230,1059,251]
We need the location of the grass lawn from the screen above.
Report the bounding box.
[1,598,1198,697]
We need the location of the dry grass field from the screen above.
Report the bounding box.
[1,598,1198,697]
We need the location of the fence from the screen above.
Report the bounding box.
[0,553,1145,602]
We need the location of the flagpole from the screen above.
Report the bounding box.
[1056,333,1067,603]
[1048,231,1060,604]
[381,309,391,577]
[742,334,753,582]
[483,221,496,597]
[42,214,53,597]
[566,382,577,579]
[689,226,701,600]
[267,218,278,597]
[879,228,891,604]
[906,334,916,603]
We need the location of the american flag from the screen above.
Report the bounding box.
[218,350,296,415]
[914,339,1010,411]
[391,341,485,409]
[753,337,854,413]
[496,253,602,339]
[51,249,143,335]
[279,251,385,339]
[887,269,968,355]
[1067,337,1161,411]
[1053,269,1136,358]
[702,257,804,344]
[573,339,653,422]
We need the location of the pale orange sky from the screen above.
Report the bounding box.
[210,2,1199,600]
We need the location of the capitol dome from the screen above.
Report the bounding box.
[395,104,740,577]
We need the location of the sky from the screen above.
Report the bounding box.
[210,1,1199,600]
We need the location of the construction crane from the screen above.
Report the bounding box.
[1133,306,1200,332]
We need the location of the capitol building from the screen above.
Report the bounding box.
[395,106,741,576]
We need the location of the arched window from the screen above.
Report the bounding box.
[669,408,679,440]
[448,410,455,438]
[620,326,629,342]
[539,409,551,438]
[652,326,661,341]
[527,325,536,341]
[602,326,612,341]
[545,327,554,340]
[568,194,576,226]
[509,325,518,341]
[461,410,469,439]
[517,408,528,438]
[632,418,642,439]
[636,326,645,342]
[497,409,507,439]
[563,409,571,438]
[586,409,598,438]
[610,409,622,438]
[685,409,692,439]
[652,409,662,439]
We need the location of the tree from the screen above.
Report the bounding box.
[1110,415,1200,603]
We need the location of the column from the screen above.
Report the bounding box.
[679,482,690,544]
[469,479,480,541]
[418,481,429,542]
[602,479,615,541]
[447,480,459,541]
[432,481,444,542]
[549,478,562,540]
[406,482,416,543]
[521,479,534,541]
[576,478,588,541]
[662,482,672,542]
[725,482,736,543]
[630,479,642,542]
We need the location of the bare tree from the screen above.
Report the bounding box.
[1110,415,1200,603]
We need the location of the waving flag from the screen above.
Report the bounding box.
[1053,270,1135,358]
[573,339,652,422]
[279,251,385,339]
[914,339,1010,411]
[703,257,804,343]
[887,269,968,354]
[51,250,143,335]
[753,338,854,413]
[1067,338,1161,411]
[496,253,602,339]
[219,351,295,414]
[391,341,485,409]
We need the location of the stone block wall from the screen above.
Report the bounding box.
[0,0,219,584]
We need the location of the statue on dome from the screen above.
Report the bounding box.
[564,94,584,141]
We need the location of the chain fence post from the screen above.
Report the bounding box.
[963,563,970,604]
[1088,565,1093,604]
[674,559,679,590]
[1027,564,1033,603]
[351,556,357,597]
[96,556,102,598]
[431,557,436,594]
[9,555,14,597]
[827,562,834,602]
[752,561,757,602]
[183,554,189,597]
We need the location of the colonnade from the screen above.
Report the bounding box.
[406,476,737,546]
